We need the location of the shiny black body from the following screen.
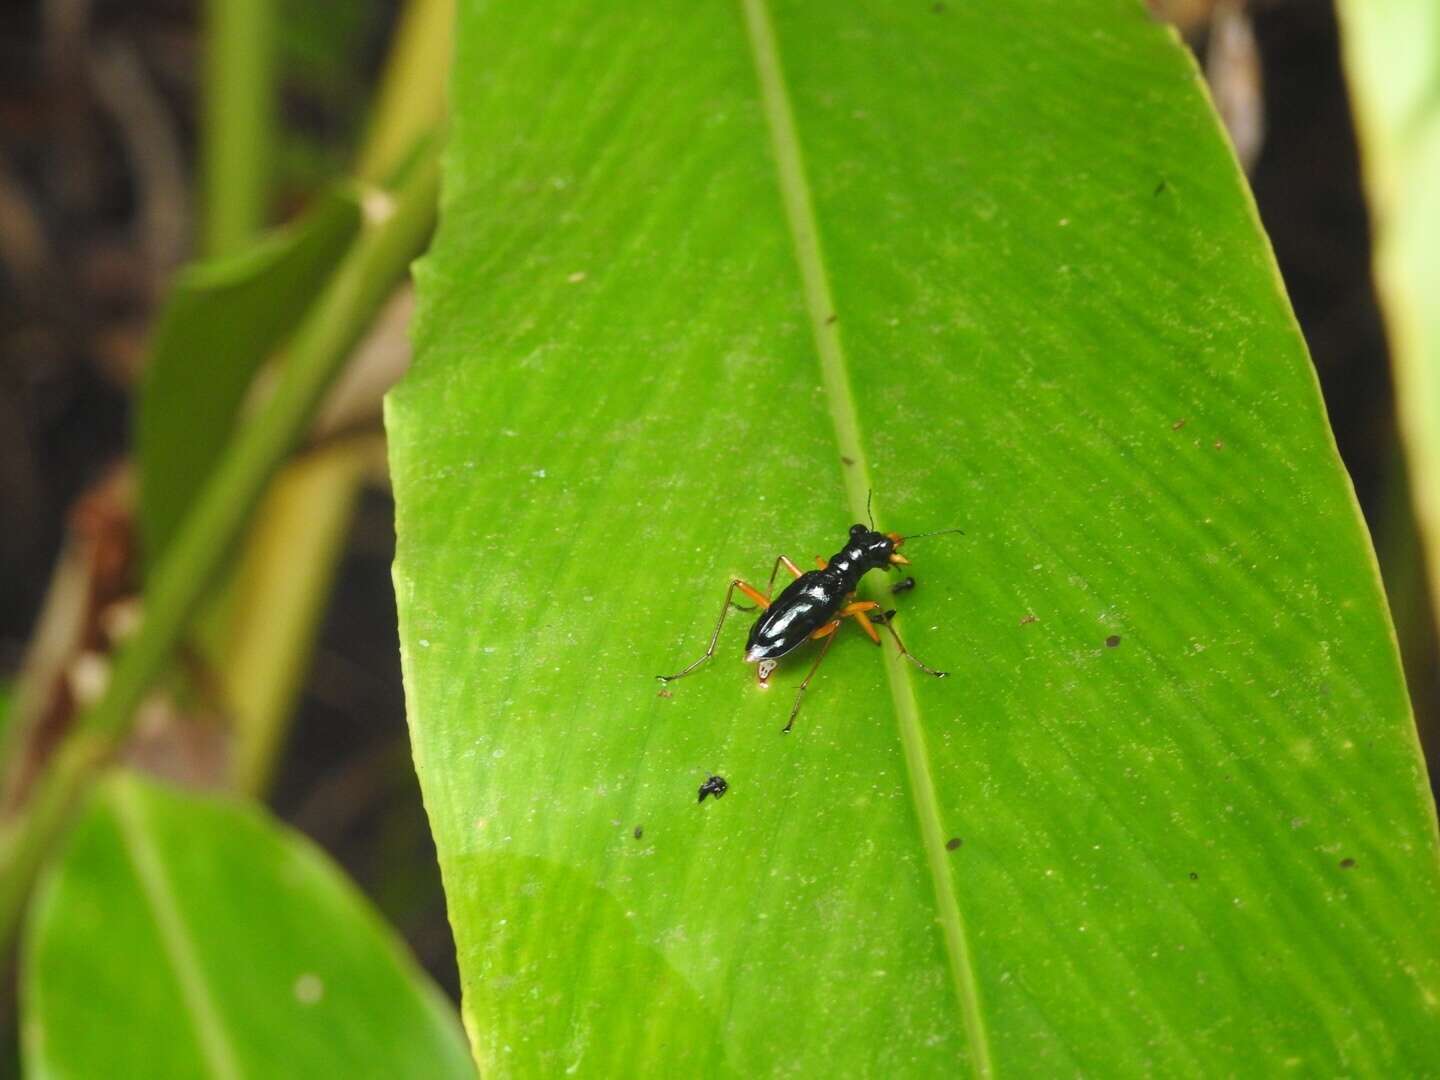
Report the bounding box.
[744,525,898,663]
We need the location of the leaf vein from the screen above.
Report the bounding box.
[113,781,242,1080]
[738,1,994,1074]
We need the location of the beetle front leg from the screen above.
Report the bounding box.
[839,599,882,644]
[783,623,841,733]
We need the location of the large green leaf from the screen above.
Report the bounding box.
[138,187,362,569]
[388,1,1440,1073]
[22,771,472,1078]
[1337,0,1440,627]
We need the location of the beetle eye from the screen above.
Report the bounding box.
[850,524,867,538]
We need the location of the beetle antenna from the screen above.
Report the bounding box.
[866,489,875,531]
[902,527,966,541]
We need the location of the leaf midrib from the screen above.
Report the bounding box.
[114,782,242,1080]
[738,1,994,1073]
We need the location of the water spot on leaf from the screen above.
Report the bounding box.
[293,973,324,1005]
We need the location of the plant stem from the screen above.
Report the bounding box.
[221,0,453,797]
[355,0,455,185]
[227,438,375,795]
[201,0,276,256]
[0,149,440,953]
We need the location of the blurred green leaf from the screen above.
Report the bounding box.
[138,188,363,570]
[273,0,388,191]
[22,771,472,1078]
[1337,0,1440,627]
[278,0,382,112]
[388,0,1440,1073]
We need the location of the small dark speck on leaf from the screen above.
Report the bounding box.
[1020,614,1038,626]
[932,1,946,11]
[841,455,856,466]
[657,689,673,699]
[946,837,962,851]
[1105,634,1121,648]
[1171,418,1186,430]
[1188,871,1198,881]
[1340,858,1356,869]
[633,825,644,840]
[698,774,729,803]
[1154,178,1168,196]
[825,313,838,324]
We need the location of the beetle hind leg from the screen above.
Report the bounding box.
[658,577,768,682]
[730,555,803,611]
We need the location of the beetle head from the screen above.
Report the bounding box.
[849,524,909,569]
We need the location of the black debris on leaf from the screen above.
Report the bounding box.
[698,775,729,803]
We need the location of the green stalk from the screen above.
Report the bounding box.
[221,0,453,797]
[355,0,455,185]
[0,149,440,952]
[201,0,275,255]
[226,439,376,795]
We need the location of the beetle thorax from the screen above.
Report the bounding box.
[829,525,896,580]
